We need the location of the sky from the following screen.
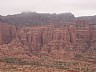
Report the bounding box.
[0,0,96,17]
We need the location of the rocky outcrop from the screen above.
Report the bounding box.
[13,23,96,60]
[16,25,77,53]
[1,13,96,72]
[0,21,96,61]
[0,22,16,45]
[1,12,75,26]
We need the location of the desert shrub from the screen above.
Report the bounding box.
[1,57,20,64]
[75,54,83,60]
[0,57,27,64]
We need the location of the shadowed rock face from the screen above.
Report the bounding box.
[1,12,96,27]
[0,22,16,44]
[0,22,96,52]
[1,12,75,26]
[16,25,77,53]
[0,17,96,62]
[1,13,96,72]
[0,23,76,59]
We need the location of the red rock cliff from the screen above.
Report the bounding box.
[0,22,16,44]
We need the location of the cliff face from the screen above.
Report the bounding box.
[0,22,16,45]
[15,23,96,59]
[16,25,77,53]
[1,12,96,27]
[0,22,96,53]
[0,16,96,62]
[1,13,96,72]
[1,12,75,26]
[0,23,75,59]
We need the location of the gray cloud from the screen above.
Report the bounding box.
[0,0,96,16]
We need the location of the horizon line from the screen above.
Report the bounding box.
[1,11,96,17]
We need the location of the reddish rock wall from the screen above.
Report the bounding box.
[0,22,17,44]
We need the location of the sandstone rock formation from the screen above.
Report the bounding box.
[0,22,96,58]
[16,25,77,53]
[0,22,16,45]
[0,13,96,72]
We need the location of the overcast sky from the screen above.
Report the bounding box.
[0,0,96,17]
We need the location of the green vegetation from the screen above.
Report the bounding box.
[0,57,41,66]
[75,54,83,60]
[0,57,96,72]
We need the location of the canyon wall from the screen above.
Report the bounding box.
[0,22,16,44]
[0,20,96,60]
